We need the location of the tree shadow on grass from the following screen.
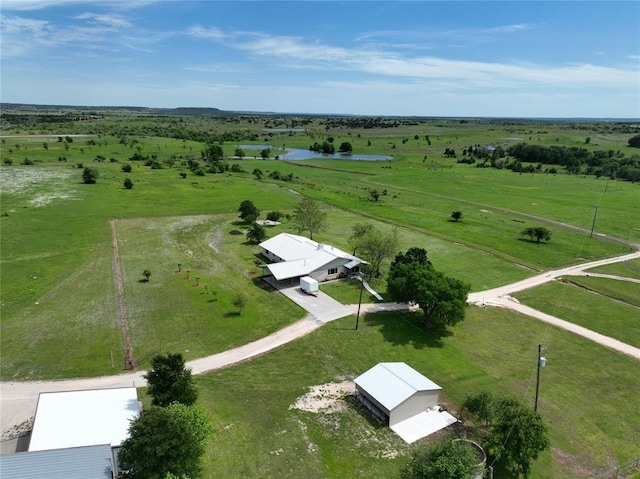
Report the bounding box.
[363,310,452,349]
[517,237,548,244]
[224,311,241,318]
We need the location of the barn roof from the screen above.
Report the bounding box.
[0,444,113,479]
[260,233,366,280]
[354,362,441,411]
[29,387,139,452]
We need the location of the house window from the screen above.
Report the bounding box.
[328,268,338,275]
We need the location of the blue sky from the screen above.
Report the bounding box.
[1,1,638,118]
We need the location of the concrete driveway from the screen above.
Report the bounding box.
[277,284,354,323]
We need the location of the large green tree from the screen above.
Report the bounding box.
[293,196,327,240]
[400,437,480,479]
[461,391,550,478]
[387,248,470,328]
[351,224,399,278]
[462,390,495,427]
[246,222,266,244]
[339,141,353,153]
[118,403,212,479]
[521,226,552,243]
[628,134,640,148]
[485,397,550,478]
[348,222,374,255]
[238,200,260,224]
[202,143,223,162]
[144,353,198,407]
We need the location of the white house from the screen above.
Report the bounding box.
[354,362,457,444]
[259,233,367,283]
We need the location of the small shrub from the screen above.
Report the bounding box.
[124,178,134,189]
[122,163,132,173]
[82,167,98,184]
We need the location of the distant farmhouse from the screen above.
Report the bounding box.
[260,233,367,285]
[0,387,139,478]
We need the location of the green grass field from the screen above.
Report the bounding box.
[587,258,640,280]
[513,281,640,348]
[195,307,640,479]
[565,275,640,308]
[1,114,638,477]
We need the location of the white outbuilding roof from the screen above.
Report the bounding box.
[354,362,441,412]
[29,387,139,452]
[260,233,366,281]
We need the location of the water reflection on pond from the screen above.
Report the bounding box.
[238,145,393,161]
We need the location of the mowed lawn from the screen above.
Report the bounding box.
[196,306,640,479]
[512,280,640,348]
[1,120,639,478]
[587,258,640,280]
[565,275,640,308]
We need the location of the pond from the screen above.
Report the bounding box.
[238,144,393,161]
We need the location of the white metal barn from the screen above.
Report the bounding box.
[29,387,139,452]
[354,362,457,443]
[259,233,366,284]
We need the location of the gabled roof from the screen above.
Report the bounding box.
[355,362,441,411]
[29,387,139,452]
[0,444,113,479]
[259,233,366,280]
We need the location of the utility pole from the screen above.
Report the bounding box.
[590,206,598,238]
[355,273,365,330]
[534,344,546,412]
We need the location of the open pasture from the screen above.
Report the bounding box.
[1,113,638,477]
[588,258,640,279]
[512,280,640,348]
[565,275,640,308]
[196,306,640,479]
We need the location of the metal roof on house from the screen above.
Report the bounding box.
[354,362,441,412]
[0,444,113,479]
[260,233,366,280]
[29,387,139,452]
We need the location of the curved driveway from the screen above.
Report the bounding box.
[2,250,639,439]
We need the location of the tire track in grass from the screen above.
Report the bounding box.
[110,219,135,369]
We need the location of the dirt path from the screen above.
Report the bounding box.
[467,250,640,360]
[110,220,134,369]
[1,251,639,438]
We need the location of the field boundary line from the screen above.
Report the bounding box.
[110,219,135,369]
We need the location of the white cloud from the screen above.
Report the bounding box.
[188,26,225,41]
[1,0,157,11]
[73,12,132,29]
[189,28,638,91]
[0,14,49,34]
[485,23,537,34]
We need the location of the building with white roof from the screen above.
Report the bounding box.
[29,387,139,452]
[0,387,139,478]
[354,362,457,443]
[259,232,366,283]
[0,444,114,479]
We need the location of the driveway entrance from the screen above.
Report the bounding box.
[266,278,354,323]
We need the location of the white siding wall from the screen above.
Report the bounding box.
[310,258,348,282]
[262,249,281,263]
[389,390,440,426]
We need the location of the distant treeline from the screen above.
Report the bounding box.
[461,142,640,181]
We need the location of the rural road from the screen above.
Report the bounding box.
[1,251,639,440]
